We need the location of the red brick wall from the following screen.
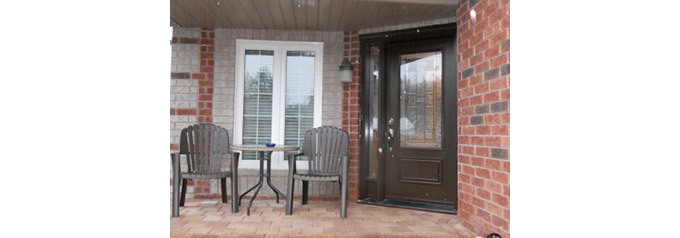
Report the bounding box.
[456,0,510,237]
[170,28,217,199]
[196,28,215,125]
[343,31,361,201]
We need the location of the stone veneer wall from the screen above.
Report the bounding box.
[170,28,345,199]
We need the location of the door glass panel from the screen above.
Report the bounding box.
[284,51,316,160]
[399,51,442,149]
[367,46,381,178]
[242,50,274,160]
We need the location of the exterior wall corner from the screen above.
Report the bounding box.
[456,0,511,236]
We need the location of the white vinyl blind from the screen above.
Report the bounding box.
[284,51,316,159]
[242,50,274,160]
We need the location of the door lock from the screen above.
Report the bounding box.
[386,118,395,152]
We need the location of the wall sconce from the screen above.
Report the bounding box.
[338,58,354,83]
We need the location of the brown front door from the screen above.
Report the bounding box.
[384,37,457,205]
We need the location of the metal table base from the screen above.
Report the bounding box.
[238,151,287,215]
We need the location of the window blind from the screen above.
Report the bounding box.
[285,51,316,159]
[242,50,274,160]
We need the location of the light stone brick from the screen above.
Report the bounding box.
[171,101,187,108]
[213,108,229,116]
[175,94,193,101]
[171,85,190,94]
[213,74,227,81]
[176,65,193,72]
[178,79,195,86]
[213,66,229,74]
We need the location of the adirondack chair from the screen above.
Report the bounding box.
[285,126,349,218]
[171,124,238,217]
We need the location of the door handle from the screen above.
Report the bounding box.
[386,118,395,151]
[387,133,394,152]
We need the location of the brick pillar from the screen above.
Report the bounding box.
[196,28,215,124]
[456,0,510,237]
[193,28,216,199]
[343,31,361,201]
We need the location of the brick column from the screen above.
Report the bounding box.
[196,28,215,124]
[193,28,216,198]
[343,31,361,201]
[456,0,510,237]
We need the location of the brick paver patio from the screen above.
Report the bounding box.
[171,199,476,237]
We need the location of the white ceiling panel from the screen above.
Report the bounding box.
[170,0,458,30]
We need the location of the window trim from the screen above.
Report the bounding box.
[234,39,324,169]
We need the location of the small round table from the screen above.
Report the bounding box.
[231,144,299,215]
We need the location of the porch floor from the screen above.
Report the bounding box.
[171,199,476,238]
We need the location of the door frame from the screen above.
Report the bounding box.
[358,23,458,209]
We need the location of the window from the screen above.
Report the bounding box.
[234,40,323,169]
[399,51,442,149]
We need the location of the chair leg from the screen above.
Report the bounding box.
[340,178,348,218]
[171,153,180,217]
[340,155,349,218]
[286,153,295,215]
[232,152,240,213]
[180,178,188,207]
[285,179,295,215]
[302,181,309,205]
[221,178,228,203]
[172,179,179,217]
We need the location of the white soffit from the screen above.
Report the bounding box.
[170,0,459,30]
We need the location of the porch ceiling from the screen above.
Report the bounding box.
[170,0,458,30]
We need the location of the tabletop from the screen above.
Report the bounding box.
[231,144,300,152]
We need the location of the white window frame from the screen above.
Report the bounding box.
[234,39,323,169]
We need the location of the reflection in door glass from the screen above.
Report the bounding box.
[399,51,442,149]
[367,46,380,178]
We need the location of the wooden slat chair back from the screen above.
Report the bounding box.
[180,124,231,174]
[303,126,349,176]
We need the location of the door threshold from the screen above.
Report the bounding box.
[358,198,457,214]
